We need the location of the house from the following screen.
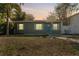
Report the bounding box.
[11,21,60,36]
[61,13,79,34]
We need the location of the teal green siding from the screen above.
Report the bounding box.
[14,22,61,36]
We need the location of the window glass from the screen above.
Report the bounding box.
[35,24,43,30]
[53,24,58,30]
[18,24,24,30]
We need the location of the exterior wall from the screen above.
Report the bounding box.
[61,13,79,34]
[70,14,79,34]
[14,22,53,35]
[24,22,51,35]
[61,22,71,34]
[13,21,61,35]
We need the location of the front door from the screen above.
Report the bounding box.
[45,24,52,35]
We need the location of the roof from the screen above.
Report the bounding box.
[68,13,79,19]
[10,21,52,23]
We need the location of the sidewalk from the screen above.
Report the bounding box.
[56,37,79,43]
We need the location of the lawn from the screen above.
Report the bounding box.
[0,37,79,56]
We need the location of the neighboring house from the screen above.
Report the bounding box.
[61,13,79,34]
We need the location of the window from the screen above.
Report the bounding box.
[18,24,24,30]
[53,24,58,30]
[35,24,43,30]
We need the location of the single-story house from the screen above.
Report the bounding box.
[11,21,61,36]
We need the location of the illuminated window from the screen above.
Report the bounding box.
[35,24,43,30]
[53,24,58,30]
[18,24,24,30]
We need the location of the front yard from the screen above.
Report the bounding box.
[0,37,79,56]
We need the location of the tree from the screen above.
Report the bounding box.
[25,14,34,21]
[11,11,34,21]
[0,13,6,34]
[47,12,57,22]
[11,11,26,21]
[0,3,21,35]
[55,3,78,25]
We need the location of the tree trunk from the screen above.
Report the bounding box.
[6,9,9,35]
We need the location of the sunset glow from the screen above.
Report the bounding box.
[21,3,57,20]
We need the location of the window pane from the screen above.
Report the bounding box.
[18,24,24,30]
[35,24,43,30]
[53,24,58,30]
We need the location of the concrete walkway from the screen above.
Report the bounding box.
[56,37,79,43]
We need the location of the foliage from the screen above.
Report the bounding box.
[11,11,34,21]
[55,3,78,25]
[0,3,21,35]
[0,3,21,19]
[0,13,6,24]
[11,11,26,21]
[25,13,34,21]
[47,13,57,22]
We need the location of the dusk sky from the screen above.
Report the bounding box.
[21,3,57,20]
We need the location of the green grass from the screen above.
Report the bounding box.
[0,37,79,56]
